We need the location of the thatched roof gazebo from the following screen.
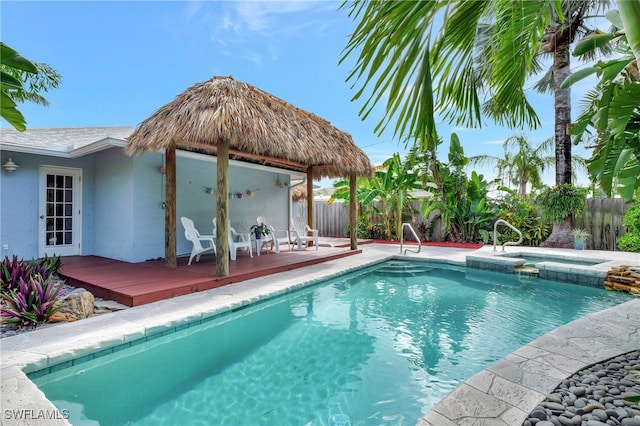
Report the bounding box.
[126,76,372,276]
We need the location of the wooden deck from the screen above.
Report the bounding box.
[59,240,366,307]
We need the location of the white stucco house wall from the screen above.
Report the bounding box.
[0,127,301,263]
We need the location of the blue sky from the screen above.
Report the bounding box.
[2,1,600,187]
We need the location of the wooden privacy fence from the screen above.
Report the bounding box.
[296,197,631,251]
[573,198,630,251]
[294,200,442,240]
[294,201,349,238]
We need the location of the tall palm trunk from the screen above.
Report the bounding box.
[541,15,575,248]
[554,42,573,186]
[518,174,527,198]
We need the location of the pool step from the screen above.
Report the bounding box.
[376,261,435,276]
[514,266,539,277]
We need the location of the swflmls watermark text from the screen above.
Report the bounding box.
[3,409,70,421]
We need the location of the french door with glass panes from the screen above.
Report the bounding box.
[39,167,82,257]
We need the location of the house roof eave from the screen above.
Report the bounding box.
[0,137,127,159]
[68,137,127,158]
[0,143,72,157]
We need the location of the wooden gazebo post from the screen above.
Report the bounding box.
[165,144,177,268]
[350,173,358,250]
[216,138,230,276]
[306,167,314,246]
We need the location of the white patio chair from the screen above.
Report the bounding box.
[290,215,318,250]
[255,217,291,254]
[229,226,252,260]
[180,217,216,265]
[212,218,253,260]
[269,225,292,253]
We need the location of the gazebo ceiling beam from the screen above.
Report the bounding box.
[179,141,310,172]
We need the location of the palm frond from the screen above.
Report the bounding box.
[341,1,442,144]
[468,154,500,168]
[532,68,555,94]
[482,0,551,128]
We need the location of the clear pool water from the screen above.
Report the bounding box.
[31,261,632,425]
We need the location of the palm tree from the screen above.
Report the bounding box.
[470,135,554,198]
[341,0,610,246]
[469,150,516,190]
[0,42,62,131]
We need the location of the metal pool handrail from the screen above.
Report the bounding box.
[400,223,422,255]
[493,219,523,252]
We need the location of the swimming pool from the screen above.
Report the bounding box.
[30,260,632,425]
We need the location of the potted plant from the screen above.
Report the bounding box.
[250,223,271,240]
[571,228,591,250]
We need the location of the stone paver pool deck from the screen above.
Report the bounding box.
[1,244,638,425]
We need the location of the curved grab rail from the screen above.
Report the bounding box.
[400,223,422,255]
[493,219,523,252]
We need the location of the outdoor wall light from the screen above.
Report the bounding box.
[2,158,19,173]
[276,175,288,189]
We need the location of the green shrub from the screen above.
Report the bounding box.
[618,233,640,252]
[617,199,640,252]
[345,215,385,240]
[622,200,640,229]
[495,193,550,246]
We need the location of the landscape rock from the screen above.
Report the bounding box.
[50,288,95,322]
[93,299,128,314]
[524,350,640,426]
[604,265,640,294]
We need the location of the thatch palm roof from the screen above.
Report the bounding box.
[125,76,372,179]
[292,184,307,201]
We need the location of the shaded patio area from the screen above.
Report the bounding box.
[59,239,369,307]
[125,76,374,275]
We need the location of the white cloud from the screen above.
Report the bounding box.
[221,10,240,33]
[234,1,321,32]
[185,0,204,19]
[245,51,263,65]
[180,1,339,64]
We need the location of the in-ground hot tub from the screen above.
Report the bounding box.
[466,250,616,287]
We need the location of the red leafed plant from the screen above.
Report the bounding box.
[1,275,63,327]
[1,254,61,292]
[1,255,63,328]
